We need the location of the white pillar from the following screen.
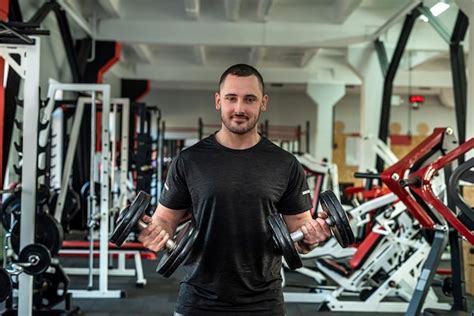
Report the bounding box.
[306,83,345,162]
[347,43,384,171]
[455,0,474,159]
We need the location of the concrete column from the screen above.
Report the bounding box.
[347,43,384,171]
[307,83,345,162]
[456,0,474,159]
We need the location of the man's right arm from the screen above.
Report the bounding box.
[138,203,187,252]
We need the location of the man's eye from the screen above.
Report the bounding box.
[246,98,256,103]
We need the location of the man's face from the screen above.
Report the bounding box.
[215,74,268,135]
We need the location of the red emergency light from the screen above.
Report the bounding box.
[409,95,425,104]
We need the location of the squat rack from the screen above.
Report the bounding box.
[0,37,41,316]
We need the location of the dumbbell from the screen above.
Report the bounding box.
[268,190,355,270]
[8,244,52,276]
[110,191,198,277]
[0,244,51,303]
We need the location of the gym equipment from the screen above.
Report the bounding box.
[17,244,52,275]
[269,190,355,270]
[110,191,198,277]
[11,213,64,256]
[1,193,21,230]
[1,244,52,303]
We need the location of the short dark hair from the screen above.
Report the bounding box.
[218,63,265,95]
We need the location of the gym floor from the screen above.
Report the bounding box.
[57,257,474,316]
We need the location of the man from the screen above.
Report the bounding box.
[139,64,331,315]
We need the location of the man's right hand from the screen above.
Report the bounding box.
[137,215,171,252]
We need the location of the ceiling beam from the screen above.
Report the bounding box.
[57,0,94,37]
[113,62,358,85]
[97,0,122,18]
[402,51,445,70]
[300,48,320,67]
[334,0,362,24]
[112,61,453,88]
[97,17,450,51]
[256,0,273,21]
[225,0,241,21]
[184,0,200,19]
[193,45,206,65]
[97,19,372,47]
[130,44,155,64]
[371,0,422,40]
[249,47,266,66]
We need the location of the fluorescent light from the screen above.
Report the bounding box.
[418,1,450,23]
[430,1,450,16]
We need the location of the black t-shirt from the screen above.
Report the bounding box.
[159,134,312,315]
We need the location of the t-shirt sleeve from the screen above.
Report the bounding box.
[159,154,192,210]
[278,158,312,215]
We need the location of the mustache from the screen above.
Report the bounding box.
[231,113,248,119]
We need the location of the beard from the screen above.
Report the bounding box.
[221,111,260,135]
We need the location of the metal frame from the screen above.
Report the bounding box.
[406,229,449,316]
[449,10,469,148]
[59,249,146,288]
[376,9,420,172]
[50,97,142,290]
[380,127,449,228]
[284,211,450,312]
[407,137,474,242]
[44,83,121,298]
[0,37,41,316]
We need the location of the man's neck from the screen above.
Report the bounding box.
[215,128,261,150]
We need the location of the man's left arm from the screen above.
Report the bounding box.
[283,211,331,254]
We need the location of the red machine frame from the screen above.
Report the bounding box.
[380,127,474,244]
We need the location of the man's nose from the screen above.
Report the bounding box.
[234,98,244,112]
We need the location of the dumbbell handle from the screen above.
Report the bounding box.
[290,217,333,242]
[137,219,177,251]
[6,255,40,276]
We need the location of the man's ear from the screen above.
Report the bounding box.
[261,94,268,112]
[215,92,221,111]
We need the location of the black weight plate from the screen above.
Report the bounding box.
[37,184,51,206]
[1,194,21,230]
[110,191,150,246]
[268,213,302,270]
[19,244,51,275]
[0,268,12,302]
[40,263,69,308]
[156,222,199,277]
[11,213,64,256]
[49,189,82,226]
[320,190,354,247]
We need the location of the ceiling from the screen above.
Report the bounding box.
[25,0,467,92]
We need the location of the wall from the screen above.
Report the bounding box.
[142,88,318,152]
[143,88,457,154]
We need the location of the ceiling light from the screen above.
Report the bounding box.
[430,1,450,16]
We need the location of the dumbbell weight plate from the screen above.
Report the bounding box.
[319,190,354,248]
[156,222,199,277]
[11,213,64,257]
[0,269,12,302]
[268,213,302,270]
[110,191,150,246]
[19,244,51,275]
[1,194,21,230]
